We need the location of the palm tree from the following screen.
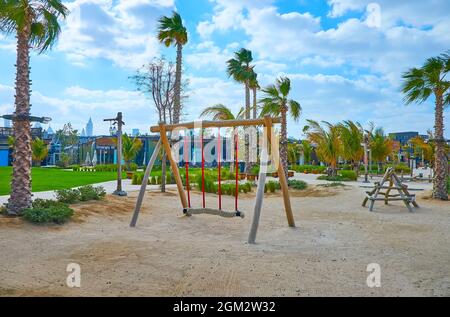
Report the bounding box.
[304,120,341,176]
[300,139,313,165]
[338,120,364,175]
[157,11,187,124]
[401,52,450,200]
[31,137,48,167]
[200,104,244,173]
[1,0,68,215]
[287,142,302,166]
[227,48,254,173]
[368,127,393,173]
[121,134,143,171]
[200,104,244,120]
[260,77,301,178]
[249,73,260,119]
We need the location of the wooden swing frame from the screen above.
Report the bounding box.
[129,116,295,244]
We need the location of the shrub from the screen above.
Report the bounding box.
[23,200,74,224]
[318,182,346,188]
[447,177,450,195]
[338,170,357,181]
[56,186,105,203]
[150,176,156,185]
[79,185,106,201]
[132,173,139,185]
[291,165,327,174]
[56,188,80,204]
[239,182,252,193]
[129,162,138,171]
[288,180,307,190]
[0,204,6,215]
[266,181,278,193]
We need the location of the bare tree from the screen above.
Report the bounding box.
[130,57,186,192]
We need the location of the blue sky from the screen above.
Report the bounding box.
[0,0,449,137]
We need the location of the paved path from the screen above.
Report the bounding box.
[0,179,178,205]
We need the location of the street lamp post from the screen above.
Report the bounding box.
[104,112,127,196]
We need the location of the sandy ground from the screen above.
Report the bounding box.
[0,184,449,297]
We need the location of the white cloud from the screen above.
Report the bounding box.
[183,75,244,120]
[327,0,450,28]
[58,0,174,69]
[185,41,231,71]
[196,0,275,38]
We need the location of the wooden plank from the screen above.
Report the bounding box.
[150,117,281,132]
[366,196,415,201]
[184,208,244,218]
[391,172,413,212]
[159,123,188,209]
[263,116,295,227]
[130,139,162,227]
[248,124,269,244]
[369,168,391,211]
[392,173,419,208]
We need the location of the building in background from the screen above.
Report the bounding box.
[0,126,44,166]
[85,117,93,137]
[3,118,11,128]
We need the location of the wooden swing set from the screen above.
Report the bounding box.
[129,116,295,243]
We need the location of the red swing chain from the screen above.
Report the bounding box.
[201,128,206,208]
[234,130,239,211]
[217,128,222,210]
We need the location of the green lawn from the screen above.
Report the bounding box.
[0,167,117,195]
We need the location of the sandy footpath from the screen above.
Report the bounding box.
[0,185,449,296]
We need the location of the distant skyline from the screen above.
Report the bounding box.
[0,0,449,137]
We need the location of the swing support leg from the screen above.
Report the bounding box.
[130,139,162,227]
[248,152,267,244]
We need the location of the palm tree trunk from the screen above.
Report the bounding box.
[280,105,289,179]
[432,93,448,200]
[244,82,250,174]
[252,87,257,119]
[7,26,32,216]
[173,43,182,124]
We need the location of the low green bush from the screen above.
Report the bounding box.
[23,199,73,224]
[266,181,278,193]
[318,182,346,187]
[291,165,326,174]
[55,188,80,204]
[79,185,105,201]
[288,180,308,190]
[447,177,450,195]
[56,185,106,203]
[338,170,357,181]
[317,175,346,182]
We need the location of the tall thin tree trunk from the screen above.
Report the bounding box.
[244,82,250,174]
[252,87,257,119]
[432,92,448,200]
[8,26,32,216]
[173,43,182,124]
[280,105,288,179]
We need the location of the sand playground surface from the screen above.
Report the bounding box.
[0,184,449,296]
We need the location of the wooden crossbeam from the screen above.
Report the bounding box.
[150,117,281,132]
